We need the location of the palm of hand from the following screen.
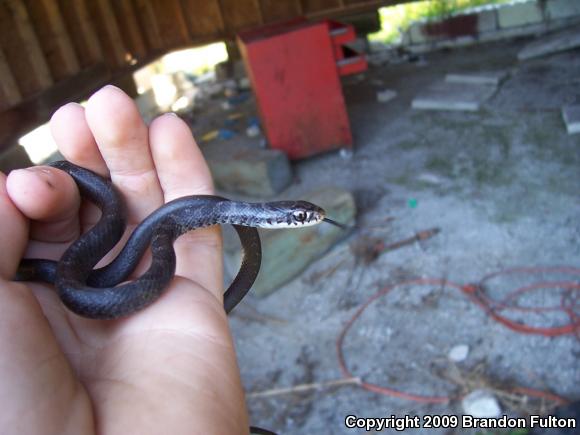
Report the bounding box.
[0,86,248,434]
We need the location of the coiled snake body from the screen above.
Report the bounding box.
[15,160,328,319]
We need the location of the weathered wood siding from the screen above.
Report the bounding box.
[0,0,409,148]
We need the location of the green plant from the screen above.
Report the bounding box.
[369,0,515,45]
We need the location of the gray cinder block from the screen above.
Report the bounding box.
[206,145,292,197]
[412,81,497,112]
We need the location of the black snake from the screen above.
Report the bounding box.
[14,160,346,435]
[15,160,340,319]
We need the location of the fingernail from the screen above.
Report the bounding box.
[104,84,122,92]
[23,166,50,173]
[165,112,179,118]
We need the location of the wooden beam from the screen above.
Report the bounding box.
[150,0,190,49]
[22,0,80,81]
[179,0,225,39]
[57,0,103,68]
[306,0,417,18]
[0,0,53,97]
[0,46,22,110]
[259,0,302,23]
[132,0,163,52]
[86,0,128,67]
[111,0,147,61]
[300,0,341,14]
[219,0,263,32]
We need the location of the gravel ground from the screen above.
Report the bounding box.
[224,35,580,434]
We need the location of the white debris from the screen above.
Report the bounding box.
[377,89,398,103]
[239,77,251,90]
[246,125,261,137]
[445,71,507,86]
[448,344,469,362]
[462,389,502,418]
[339,148,354,159]
[417,172,444,185]
[562,105,580,135]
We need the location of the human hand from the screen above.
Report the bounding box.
[0,86,248,434]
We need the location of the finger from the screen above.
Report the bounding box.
[50,102,107,176]
[50,101,107,229]
[149,114,223,294]
[84,86,163,222]
[0,173,29,279]
[149,114,215,200]
[6,167,80,247]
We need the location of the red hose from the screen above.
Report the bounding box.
[336,267,579,405]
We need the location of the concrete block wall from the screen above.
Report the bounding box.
[497,2,543,28]
[545,0,580,20]
[406,0,580,52]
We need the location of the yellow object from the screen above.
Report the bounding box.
[227,112,244,120]
[201,130,219,142]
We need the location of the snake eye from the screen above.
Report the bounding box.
[293,211,307,223]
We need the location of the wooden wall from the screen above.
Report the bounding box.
[0,0,410,149]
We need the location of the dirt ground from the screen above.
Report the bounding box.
[223,35,579,434]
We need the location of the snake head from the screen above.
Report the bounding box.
[261,200,326,228]
[289,201,326,227]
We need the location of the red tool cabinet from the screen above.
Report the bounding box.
[237,19,367,159]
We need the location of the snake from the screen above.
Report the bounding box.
[14,160,346,319]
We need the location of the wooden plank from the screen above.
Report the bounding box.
[0,63,109,151]
[150,0,190,48]
[0,0,53,97]
[0,46,22,109]
[111,0,147,60]
[306,0,415,18]
[57,0,103,68]
[300,0,341,14]
[132,0,163,51]
[259,0,302,23]
[180,0,225,38]
[219,0,263,31]
[86,0,127,67]
[22,0,80,81]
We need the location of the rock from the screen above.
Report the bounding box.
[461,389,502,418]
[562,105,580,135]
[224,187,356,297]
[0,145,33,172]
[448,344,469,362]
[204,143,292,197]
[412,81,497,112]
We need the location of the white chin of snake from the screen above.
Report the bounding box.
[259,219,322,229]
